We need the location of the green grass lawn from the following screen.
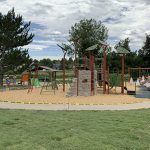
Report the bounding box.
[0,109,150,150]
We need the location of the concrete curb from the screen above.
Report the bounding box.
[0,101,150,111]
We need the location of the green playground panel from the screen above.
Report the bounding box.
[31,78,41,87]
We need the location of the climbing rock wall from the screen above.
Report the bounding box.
[78,70,91,96]
[67,70,97,97]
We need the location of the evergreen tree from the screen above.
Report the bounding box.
[0,8,34,85]
[3,48,32,74]
[139,34,150,67]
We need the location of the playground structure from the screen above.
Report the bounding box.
[0,41,149,105]
[66,40,137,97]
[27,61,39,93]
[0,41,139,97]
[21,61,62,94]
[1,39,149,98]
[128,67,150,80]
[128,67,150,90]
[39,66,61,94]
[66,41,108,96]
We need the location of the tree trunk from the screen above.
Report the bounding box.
[0,63,4,86]
[0,49,4,86]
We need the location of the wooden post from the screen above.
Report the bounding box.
[121,54,125,94]
[103,46,107,94]
[74,47,77,77]
[128,68,130,82]
[107,66,110,94]
[63,53,66,92]
[77,70,79,96]
[90,54,94,96]
[139,67,141,77]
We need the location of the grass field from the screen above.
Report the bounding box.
[0,109,150,150]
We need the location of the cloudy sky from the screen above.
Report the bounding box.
[0,0,150,60]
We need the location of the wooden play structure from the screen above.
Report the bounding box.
[65,40,138,97]
[67,40,113,96]
[39,66,61,95]
[128,67,150,80]
[28,61,39,93]
[21,61,62,94]
[57,44,67,92]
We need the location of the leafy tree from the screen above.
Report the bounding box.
[139,34,150,67]
[39,58,53,68]
[0,8,34,85]
[69,19,108,57]
[66,57,73,69]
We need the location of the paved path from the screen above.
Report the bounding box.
[0,102,150,110]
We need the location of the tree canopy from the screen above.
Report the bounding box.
[69,19,108,57]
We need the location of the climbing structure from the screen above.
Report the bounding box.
[28,61,39,93]
[115,46,130,94]
[40,66,60,95]
[67,40,110,97]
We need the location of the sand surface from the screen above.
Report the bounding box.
[0,84,149,105]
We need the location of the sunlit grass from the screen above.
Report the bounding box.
[0,109,150,150]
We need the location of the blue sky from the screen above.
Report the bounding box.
[0,0,150,60]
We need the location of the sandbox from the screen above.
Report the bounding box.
[0,84,148,105]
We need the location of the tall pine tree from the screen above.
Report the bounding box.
[139,34,150,67]
[0,8,34,85]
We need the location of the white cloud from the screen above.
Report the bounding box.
[32,55,63,60]
[24,44,49,51]
[0,0,150,59]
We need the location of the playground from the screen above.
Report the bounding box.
[0,72,149,106]
[0,41,150,106]
[1,4,150,150]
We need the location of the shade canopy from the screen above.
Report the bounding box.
[37,66,62,72]
[116,46,130,54]
[99,40,109,46]
[27,66,62,72]
[86,42,110,52]
[86,44,99,51]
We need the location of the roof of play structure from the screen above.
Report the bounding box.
[99,40,109,46]
[86,40,109,52]
[116,46,130,54]
[86,44,99,51]
[22,66,62,75]
[37,66,62,72]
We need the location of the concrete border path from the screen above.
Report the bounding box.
[0,102,150,110]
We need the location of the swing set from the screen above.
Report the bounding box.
[128,67,150,80]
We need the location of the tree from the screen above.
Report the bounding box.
[3,48,32,74]
[69,19,108,57]
[139,34,150,67]
[115,38,131,52]
[39,59,53,68]
[0,8,34,85]
[67,57,73,69]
